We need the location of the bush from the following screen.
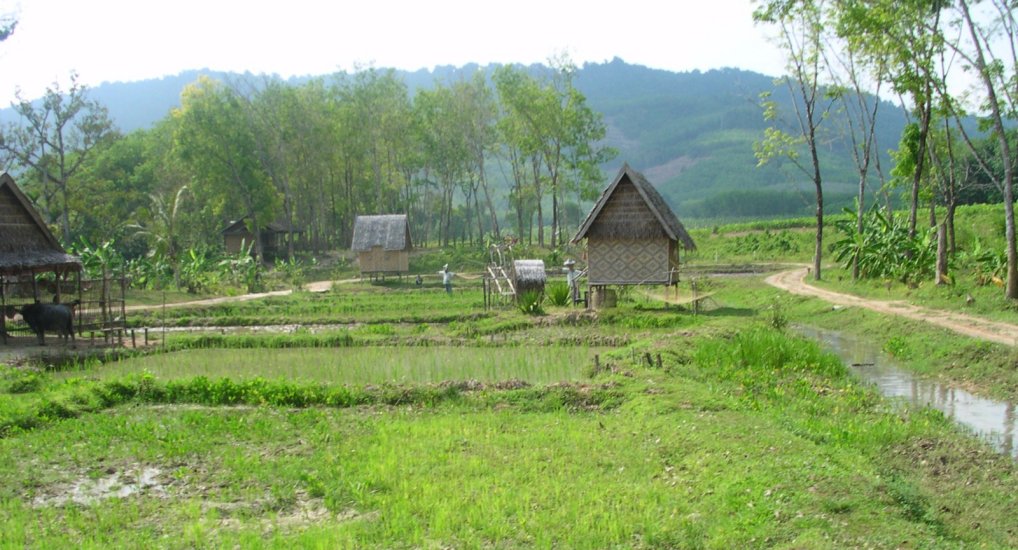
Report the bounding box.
[517,290,545,315]
[546,281,571,306]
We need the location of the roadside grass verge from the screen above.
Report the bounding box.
[813,264,1018,324]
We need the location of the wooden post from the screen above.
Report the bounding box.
[644,352,653,368]
[656,353,662,369]
[1,279,6,345]
[131,330,136,348]
[120,275,127,328]
[101,267,109,343]
[692,278,700,316]
[594,354,601,373]
[144,327,149,346]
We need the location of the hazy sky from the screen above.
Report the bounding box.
[0,0,786,104]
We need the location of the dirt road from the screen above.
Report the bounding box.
[766,267,1018,347]
[125,279,345,312]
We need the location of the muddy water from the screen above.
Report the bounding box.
[797,326,1017,459]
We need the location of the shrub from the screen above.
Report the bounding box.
[546,281,571,306]
[517,290,545,315]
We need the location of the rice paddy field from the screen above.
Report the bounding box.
[62,346,599,385]
[2,275,1017,548]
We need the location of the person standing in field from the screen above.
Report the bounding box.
[440,264,455,294]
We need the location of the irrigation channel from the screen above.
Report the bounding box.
[797,326,1018,459]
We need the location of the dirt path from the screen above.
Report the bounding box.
[125,279,354,312]
[766,268,1018,347]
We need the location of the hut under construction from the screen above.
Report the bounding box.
[351,214,413,278]
[511,259,546,296]
[572,164,696,294]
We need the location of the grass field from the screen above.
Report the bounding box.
[58,346,600,386]
[3,241,1018,546]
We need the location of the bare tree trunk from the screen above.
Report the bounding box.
[936,223,948,285]
[908,96,933,238]
[959,0,1017,299]
[532,157,544,247]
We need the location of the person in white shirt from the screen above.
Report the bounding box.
[440,264,455,294]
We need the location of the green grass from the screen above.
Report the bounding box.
[128,281,490,328]
[57,346,599,386]
[4,242,1018,546]
[2,327,1015,547]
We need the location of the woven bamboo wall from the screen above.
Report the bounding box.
[0,186,51,253]
[358,247,409,273]
[588,238,676,284]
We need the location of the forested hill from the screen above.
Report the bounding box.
[4,59,908,219]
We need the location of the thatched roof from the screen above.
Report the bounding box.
[351,214,412,252]
[512,260,547,286]
[222,217,300,236]
[572,164,696,251]
[0,173,81,275]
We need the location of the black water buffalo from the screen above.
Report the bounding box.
[10,301,79,346]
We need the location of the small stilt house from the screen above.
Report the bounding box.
[0,173,83,343]
[351,214,412,277]
[571,164,696,289]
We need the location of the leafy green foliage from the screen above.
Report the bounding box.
[516,290,545,315]
[545,281,570,306]
[831,206,936,284]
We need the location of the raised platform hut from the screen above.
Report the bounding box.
[351,214,412,278]
[511,259,546,297]
[571,164,696,302]
[0,173,85,343]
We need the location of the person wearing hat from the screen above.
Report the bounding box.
[439,264,455,294]
[563,259,586,305]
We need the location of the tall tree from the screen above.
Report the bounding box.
[0,74,116,243]
[173,77,279,262]
[824,17,887,279]
[494,60,613,248]
[754,0,835,281]
[836,0,946,238]
[941,0,1018,299]
[456,72,501,242]
[414,82,472,246]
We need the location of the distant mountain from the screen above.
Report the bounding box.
[1,60,909,220]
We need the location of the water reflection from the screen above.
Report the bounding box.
[796,326,1017,459]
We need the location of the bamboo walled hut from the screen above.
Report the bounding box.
[572,164,696,291]
[351,214,413,277]
[0,174,82,280]
[510,259,546,296]
[0,173,84,343]
[221,217,298,260]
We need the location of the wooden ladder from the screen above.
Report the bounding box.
[487,265,516,298]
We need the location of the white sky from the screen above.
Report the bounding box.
[0,0,786,104]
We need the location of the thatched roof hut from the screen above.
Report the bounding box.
[572,164,695,286]
[0,173,81,276]
[351,214,412,276]
[511,259,546,295]
[222,217,299,260]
